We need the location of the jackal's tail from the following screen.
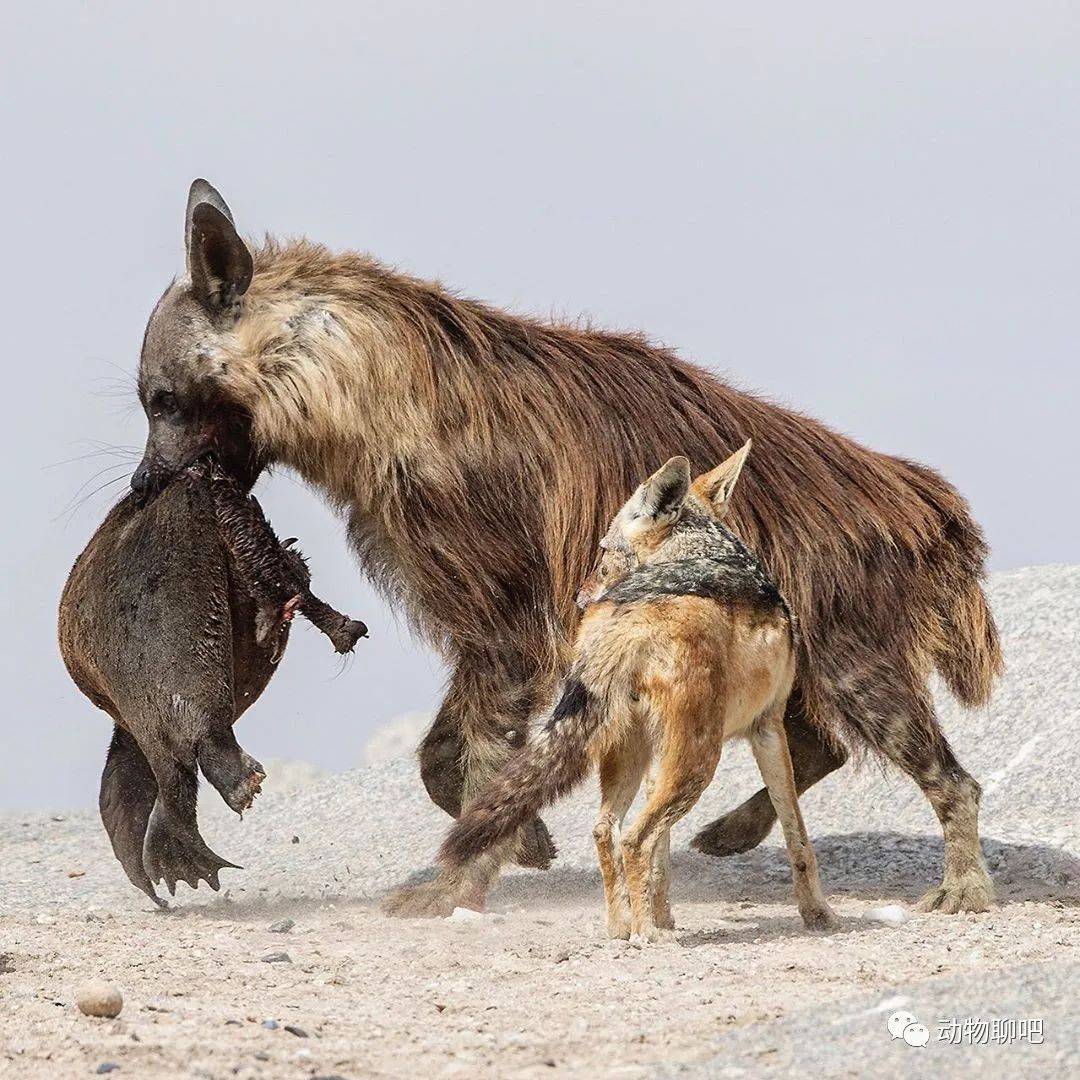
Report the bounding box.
[440,674,600,868]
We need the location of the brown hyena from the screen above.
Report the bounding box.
[59,457,366,905]
[388,445,836,941]
[130,179,1002,911]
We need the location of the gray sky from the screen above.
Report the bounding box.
[2,2,1077,811]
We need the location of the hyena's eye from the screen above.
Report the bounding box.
[151,391,180,418]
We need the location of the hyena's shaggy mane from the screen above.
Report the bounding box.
[213,237,1001,745]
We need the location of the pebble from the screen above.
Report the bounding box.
[447,907,484,923]
[269,918,295,934]
[261,1019,279,1029]
[446,907,504,924]
[77,982,124,1018]
[284,1024,309,1038]
[96,1065,119,1075]
[862,905,910,926]
[261,952,292,964]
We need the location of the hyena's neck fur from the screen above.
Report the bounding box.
[215,238,575,670]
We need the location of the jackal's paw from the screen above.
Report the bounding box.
[381,881,458,920]
[917,871,994,914]
[652,906,675,930]
[606,914,632,940]
[800,902,838,931]
[142,805,240,897]
[629,925,677,947]
[691,801,775,858]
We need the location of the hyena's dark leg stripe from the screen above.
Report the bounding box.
[692,700,845,857]
[418,653,556,870]
[889,700,993,913]
[837,667,992,913]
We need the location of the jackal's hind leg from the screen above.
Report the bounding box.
[750,708,835,930]
[692,704,844,857]
[621,703,722,946]
[593,738,649,939]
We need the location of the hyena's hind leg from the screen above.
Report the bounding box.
[841,668,992,913]
[593,735,650,940]
[419,656,556,871]
[99,726,166,907]
[749,707,835,929]
[692,700,845,857]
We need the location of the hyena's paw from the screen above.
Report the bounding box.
[918,870,994,914]
[381,880,458,920]
[690,796,775,858]
[800,902,838,931]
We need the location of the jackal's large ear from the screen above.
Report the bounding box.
[633,456,691,521]
[692,439,751,517]
[185,179,253,314]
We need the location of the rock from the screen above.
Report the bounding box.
[261,1019,279,1029]
[77,982,124,1018]
[96,1065,119,1075]
[284,1024,309,1038]
[447,907,484,923]
[261,952,291,964]
[862,905,910,926]
[269,918,295,934]
[291,835,300,844]
[67,869,86,878]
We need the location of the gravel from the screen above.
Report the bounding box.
[0,565,1077,1078]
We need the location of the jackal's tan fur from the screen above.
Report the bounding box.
[385,447,835,940]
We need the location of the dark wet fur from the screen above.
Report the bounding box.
[59,468,365,905]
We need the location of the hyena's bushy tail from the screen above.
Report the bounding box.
[932,571,1003,707]
[904,460,1003,708]
[439,674,601,868]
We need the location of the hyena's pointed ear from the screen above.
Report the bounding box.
[635,456,692,521]
[692,439,752,516]
[185,179,253,315]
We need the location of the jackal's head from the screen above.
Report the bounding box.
[576,440,752,606]
[132,180,260,499]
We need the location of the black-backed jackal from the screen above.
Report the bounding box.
[387,443,835,941]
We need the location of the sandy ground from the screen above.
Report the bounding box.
[2,566,1079,1078]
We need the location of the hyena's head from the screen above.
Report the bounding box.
[132,180,260,499]
[576,440,752,606]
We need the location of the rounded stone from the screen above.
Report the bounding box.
[76,981,123,1018]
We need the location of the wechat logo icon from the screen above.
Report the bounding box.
[888,1010,930,1047]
